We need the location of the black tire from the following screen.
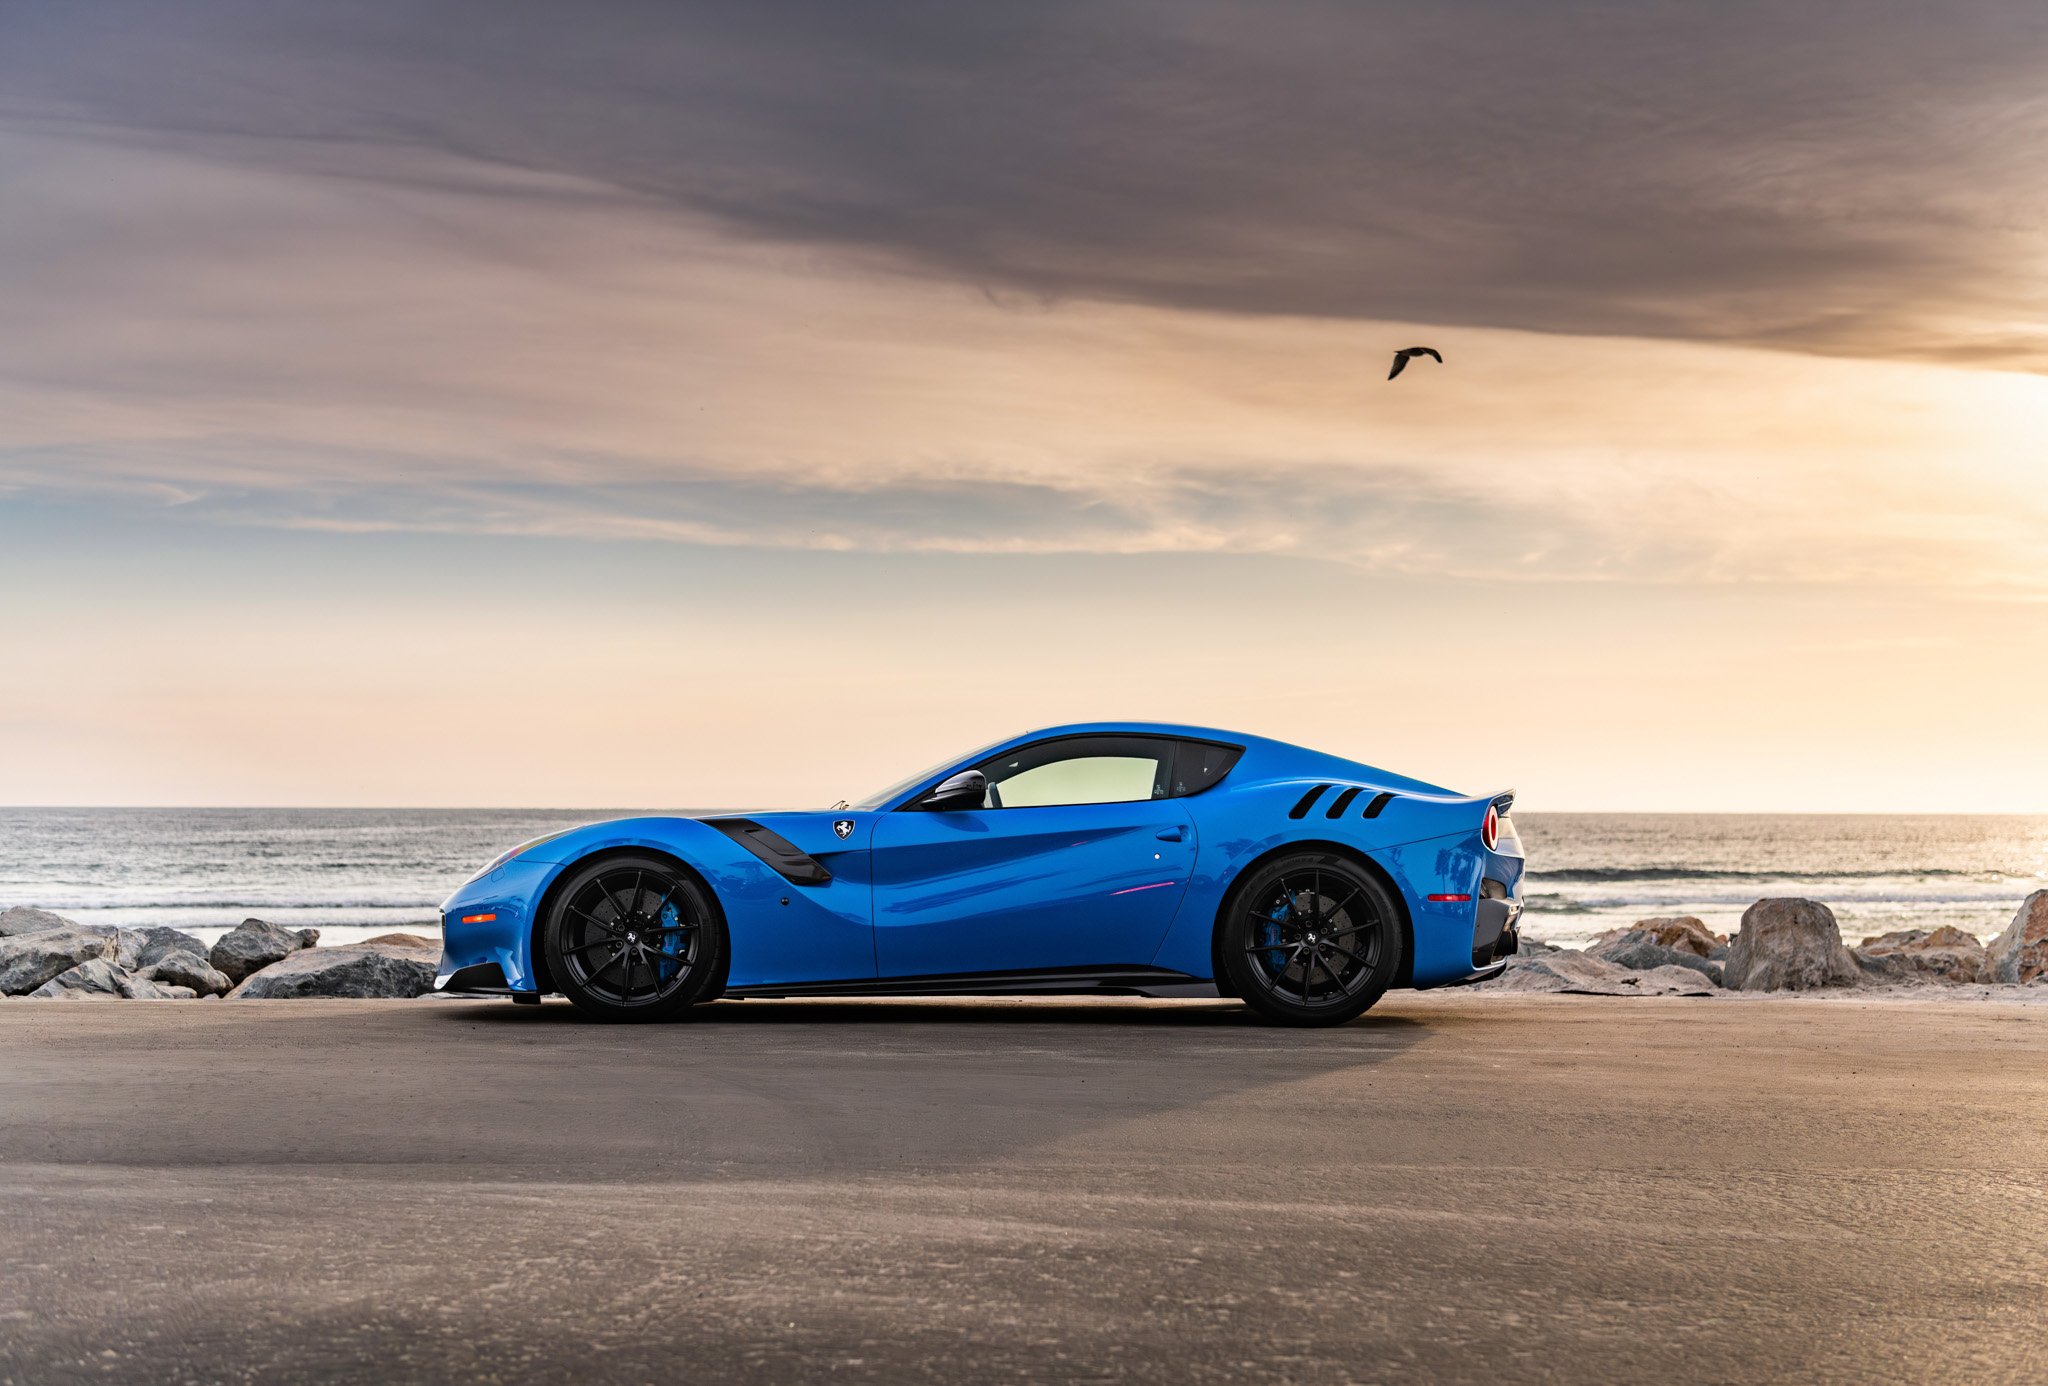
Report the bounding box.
[543,854,727,1022]
[1217,851,1404,1027]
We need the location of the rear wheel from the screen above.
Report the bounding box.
[543,855,726,1022]
[1218,852,1404,1026]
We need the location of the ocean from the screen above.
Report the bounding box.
[0,808,2040,949]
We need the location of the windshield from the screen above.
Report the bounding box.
[848,737,1009,811]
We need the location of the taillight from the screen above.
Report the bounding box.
[1481,805,1499,851]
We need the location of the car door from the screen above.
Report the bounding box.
[869,735,1199,977]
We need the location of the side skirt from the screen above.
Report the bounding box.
[725,965,1221,1000]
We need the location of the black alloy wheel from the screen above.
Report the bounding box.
[1218,852,1403,1026]
[543,854,726,1021]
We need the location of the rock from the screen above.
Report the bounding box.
[1587,930,1723,985]
[0,908,152,968]
[1515,936,1561,955]
[25,958,181,999]
[137,950,234,997]
[1853,927,1990,985]
[0,927,118,995]
[1589,916,1723,958]
[358,933,437,950]
[27,958,130,997]
[116,968,185,999]
[228,941,437,999]
[133,926,209,970]
[0,908,157,969]
[1478,948,1716,997]
[209,919,319,985]
[0,905,80,937]
[1633,964,1720,997]
[1988,891,2048,985]
[1722,898,1861,991]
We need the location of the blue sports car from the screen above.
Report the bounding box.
[435,722,1524,1026]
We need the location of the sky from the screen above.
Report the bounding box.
[1,1,2045,811]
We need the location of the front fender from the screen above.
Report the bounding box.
[438,817,875,993]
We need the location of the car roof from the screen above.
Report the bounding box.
[1010,720,1253,745]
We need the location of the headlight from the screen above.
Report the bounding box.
[462,830,573,885]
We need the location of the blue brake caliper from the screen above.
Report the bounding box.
[1258,894,1290,971]
[657,898,683,981]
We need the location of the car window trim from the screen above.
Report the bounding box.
[884,732,1246,811]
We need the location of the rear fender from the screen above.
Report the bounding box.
[1148,780,1509,984]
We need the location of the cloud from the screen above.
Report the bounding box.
[2,7,2046,599]
[5,1,2048,369]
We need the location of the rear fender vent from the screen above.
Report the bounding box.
[1287,784,1330,819]
[1361,792,1395,818]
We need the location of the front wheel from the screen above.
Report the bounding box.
[1218,852,1404,1027]
[543,855,727,1022]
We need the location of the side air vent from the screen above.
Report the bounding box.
[1361,791,1395,818]
[1287,784,1330,819]
[1325,786,1362,818]
[705,818,832,885]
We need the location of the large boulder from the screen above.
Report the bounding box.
[1478,948,1716,997]
[1589,916,1723,959]
[0,908,150,969]
[133,926,209,970]
[138,949,234,997]
[209,919,319,985]
[0,927,118,995]
[1854,927,1991,985]
[27,959,184,999]
[0,905,79,937]
[1988,892,2048,985]
[1587,930,1723,985]
[228,941,437,999]
[1722,898,1861,991]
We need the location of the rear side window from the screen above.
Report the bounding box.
[1171,740,1242,797]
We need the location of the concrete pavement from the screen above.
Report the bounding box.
[2,993,2044,1383]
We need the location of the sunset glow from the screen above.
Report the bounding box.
[3,3,2045,810]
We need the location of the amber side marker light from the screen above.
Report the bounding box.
[1426,893,1473,903]
[460,912,498,924]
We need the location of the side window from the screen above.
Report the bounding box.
[1171,740,1243,797]
[975,736,1174,809]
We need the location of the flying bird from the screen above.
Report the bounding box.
[1387,346,1443,381]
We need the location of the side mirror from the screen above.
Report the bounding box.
[917,769,988,812]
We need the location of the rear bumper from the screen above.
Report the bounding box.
[1376,831,1524,988]
[1471,884,1524,967]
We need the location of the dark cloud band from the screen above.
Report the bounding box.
[5,0,2046,368]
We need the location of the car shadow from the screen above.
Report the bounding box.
[454,994,1414,1030]
[431,994,1432,1175]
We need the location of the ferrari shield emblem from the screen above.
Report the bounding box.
[833,819,855,840]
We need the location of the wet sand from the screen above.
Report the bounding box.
[2,993,2044,1384]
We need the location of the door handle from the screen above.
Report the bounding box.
[1155,826,1185,842]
